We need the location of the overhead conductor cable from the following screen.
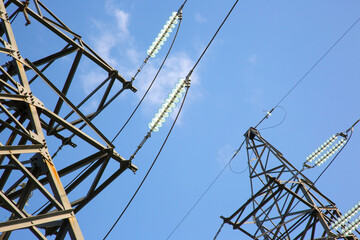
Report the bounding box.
[111,8,184,143]
[129,77,190,161]
[130,9,182,82]
[103,2,190,239]
[103,75,191,240]
[105,0,239,237]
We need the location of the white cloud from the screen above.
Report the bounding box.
[194,13,207,23]
[114,9,130,37]
[83,99,99,114]
[87,1,132,67]
[216,144,234,167]
[137,52,199,108]
[92,31,118,66]
[81,0,132,95]
[216,144,248,171]
[104,0,130,37]
[80,0,202,121]
[126,48,140,64]
[248,54,258,65]
[80,70,107,94]
[248,89,264,108]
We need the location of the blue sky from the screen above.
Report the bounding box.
[6,0,360,239]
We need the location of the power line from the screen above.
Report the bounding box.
[275,15,360,108]
[313,129,352,184]
[103,86,190,240]
[347,118,360,132]
[33,13,184,218]
[104,0,241,237]
[214,118,360,239]
[190,0,239,72]
[102,4,189,239]
[240,16,360,236]
[258,106,287,131]
[229,149,251,174]
[255,15,360,129]
[162,1,246,238]
[111,13,183,143]
[279,118,360,228]
[314,118,360,184]
[167,13,360,237]
[166,141,245,239]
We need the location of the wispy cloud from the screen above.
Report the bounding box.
[91,31,118,66]
[81,0,202,114]
[216,144,248,171]
[138,52,199,108]
[104,0,130,38]
[248,54,258,65]
[247,88,264,108]
[79,0,133,112]
[113,9,130,37]
[80,70,107,94]
[216,144,234,167]
[244,54,266,108]
[89,1,131,66]
[194,13,207,23]
[83,99,100,114]
[126,48,140,64]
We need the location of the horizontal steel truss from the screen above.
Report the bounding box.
[220,128,359,239]
[0,0,138,239]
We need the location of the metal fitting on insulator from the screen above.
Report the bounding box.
[185,78,191,88]
[178,10,183,20]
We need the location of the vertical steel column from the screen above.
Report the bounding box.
[0,1,83,238]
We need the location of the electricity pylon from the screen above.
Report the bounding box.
[219,127,359,240]
[0,0,137,239]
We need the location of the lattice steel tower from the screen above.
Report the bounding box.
[219,127,360,240]
[0,0,138,239]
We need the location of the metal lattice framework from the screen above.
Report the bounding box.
[220,127,360,240]
[0,0,138,239]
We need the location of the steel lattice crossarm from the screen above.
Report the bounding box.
[0,0,138,239]
[219,128,360,240]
